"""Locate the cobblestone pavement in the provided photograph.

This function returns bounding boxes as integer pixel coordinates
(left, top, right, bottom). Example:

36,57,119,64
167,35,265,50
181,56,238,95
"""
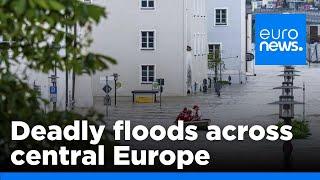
89,65,320,169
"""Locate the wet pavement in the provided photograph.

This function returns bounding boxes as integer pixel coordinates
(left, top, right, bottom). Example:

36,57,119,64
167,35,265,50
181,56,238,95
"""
90,65,320,170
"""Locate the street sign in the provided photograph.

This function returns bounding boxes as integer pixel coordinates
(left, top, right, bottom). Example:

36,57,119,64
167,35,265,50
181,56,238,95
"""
49,86,57,103
50,86,57,94
103,85,112,93
100,76,115,82
116,82,122,89
104,95,111,106
246,53,254,62
50,94,57,103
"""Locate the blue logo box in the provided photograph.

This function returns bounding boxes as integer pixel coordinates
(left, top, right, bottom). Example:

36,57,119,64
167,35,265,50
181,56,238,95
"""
255,14,306,65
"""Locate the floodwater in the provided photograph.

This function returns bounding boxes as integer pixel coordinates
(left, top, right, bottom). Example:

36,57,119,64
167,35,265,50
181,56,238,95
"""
92,65,320,170
94,64,320,127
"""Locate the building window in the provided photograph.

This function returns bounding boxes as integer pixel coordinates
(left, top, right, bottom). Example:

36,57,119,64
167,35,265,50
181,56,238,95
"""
309,26,320,43
141,31,155,50
208,44,221,59
141,0,155,10
215,9,227,26
141,65,155,83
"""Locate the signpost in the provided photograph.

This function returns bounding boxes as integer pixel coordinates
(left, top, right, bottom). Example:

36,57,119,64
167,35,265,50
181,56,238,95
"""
113,73,119,107
50,86,58,103
103,84,112,94
49,75,58,111
103,76,111,119
101,74,120,119
104,95,111,106
33,81,41,96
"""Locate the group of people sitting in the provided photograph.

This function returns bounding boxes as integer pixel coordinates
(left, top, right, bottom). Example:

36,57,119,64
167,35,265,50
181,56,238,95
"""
176,105,202,122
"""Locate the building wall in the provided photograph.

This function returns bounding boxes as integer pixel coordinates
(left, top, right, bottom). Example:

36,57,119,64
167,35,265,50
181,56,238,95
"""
207,0,247,84
246,13,255,75
8,0,209,111
185,0,209,93
90,0,208,96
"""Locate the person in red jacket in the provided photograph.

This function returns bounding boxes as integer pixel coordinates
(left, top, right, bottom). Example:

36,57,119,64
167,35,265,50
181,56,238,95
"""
176,107,188,121
184,109,193,122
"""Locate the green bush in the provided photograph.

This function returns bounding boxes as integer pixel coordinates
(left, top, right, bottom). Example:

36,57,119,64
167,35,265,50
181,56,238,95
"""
277,120,311,139
218,80,230,85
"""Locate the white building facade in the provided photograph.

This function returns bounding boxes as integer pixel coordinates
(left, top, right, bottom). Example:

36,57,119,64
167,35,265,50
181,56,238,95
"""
252,0,280,11
89,0,209,97
286,0,306,9
11,0,209,110
206,0,247,84
252,0,263,11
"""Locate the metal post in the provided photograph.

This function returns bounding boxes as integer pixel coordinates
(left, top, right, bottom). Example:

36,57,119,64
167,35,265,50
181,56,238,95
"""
160,86,162,109
54,71,57,111
308,45,311,67
53,80,57,111
49,75,58,111
239,56,241,84
71,23,77,110
113,73,119,107
219,63,222,81
114,78,117,107
316,43,319,63
65,23,69,111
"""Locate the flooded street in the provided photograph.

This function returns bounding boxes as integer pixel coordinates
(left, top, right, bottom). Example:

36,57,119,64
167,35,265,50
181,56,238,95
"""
91,65,320,170
94,65,320,128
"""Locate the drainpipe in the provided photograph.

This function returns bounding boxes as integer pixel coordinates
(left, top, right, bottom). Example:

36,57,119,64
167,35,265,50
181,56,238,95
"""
182,0,187,96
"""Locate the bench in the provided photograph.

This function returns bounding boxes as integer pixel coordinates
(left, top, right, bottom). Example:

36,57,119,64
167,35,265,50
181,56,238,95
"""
132,90,159,103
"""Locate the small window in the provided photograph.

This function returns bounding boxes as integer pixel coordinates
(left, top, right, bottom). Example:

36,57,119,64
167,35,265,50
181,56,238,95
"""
208,44,221,59
141,31,155,50
141,0,155,10
141,65,155,83
215,9,227,26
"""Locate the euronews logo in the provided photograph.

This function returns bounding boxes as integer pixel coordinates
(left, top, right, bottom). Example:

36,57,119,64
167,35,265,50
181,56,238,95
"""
259,28,304,52
255,14,306,65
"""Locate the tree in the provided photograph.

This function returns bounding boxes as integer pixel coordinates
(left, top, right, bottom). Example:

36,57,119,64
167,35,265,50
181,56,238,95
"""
208,48,223,82
0,0,116,167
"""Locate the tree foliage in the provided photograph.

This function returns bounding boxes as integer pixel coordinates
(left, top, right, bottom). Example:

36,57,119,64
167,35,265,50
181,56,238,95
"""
0,0,116,74
0,0,116,166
